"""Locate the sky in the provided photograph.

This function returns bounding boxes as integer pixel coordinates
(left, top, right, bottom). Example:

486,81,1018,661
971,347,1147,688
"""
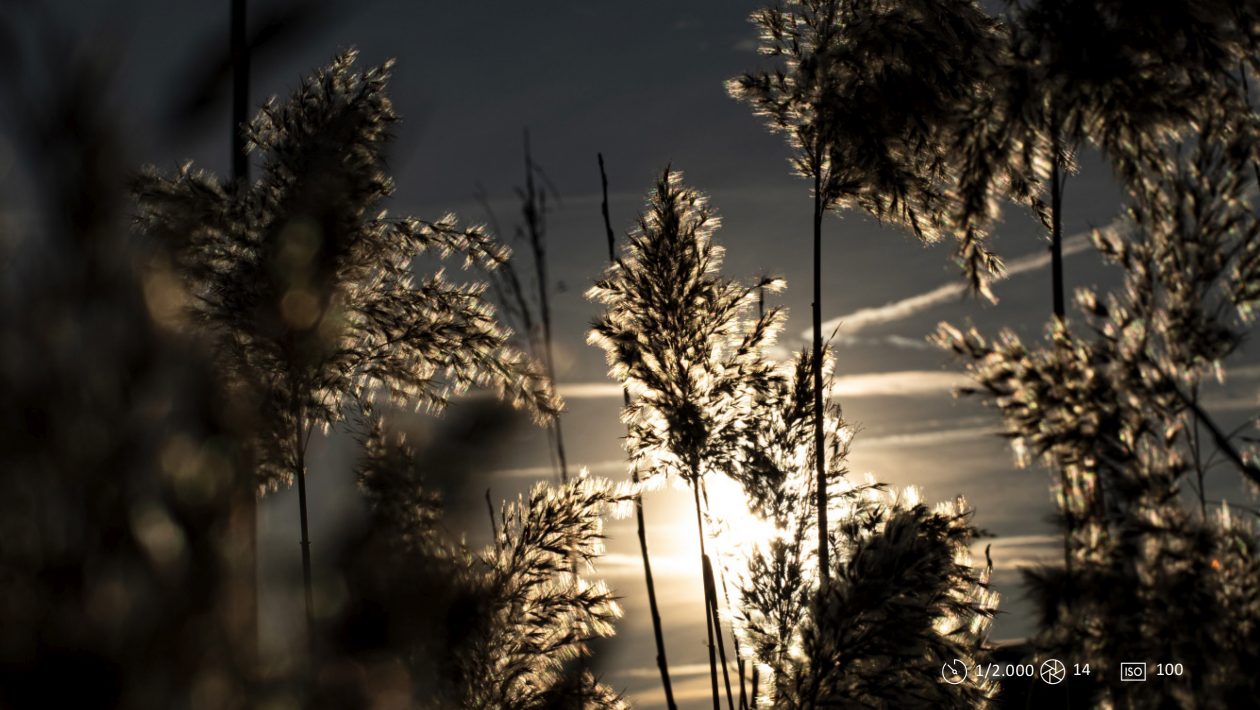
10,1,1260,707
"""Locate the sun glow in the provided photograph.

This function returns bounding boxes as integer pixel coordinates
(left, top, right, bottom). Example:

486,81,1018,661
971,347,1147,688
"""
658,474,786,591
698,475,788,606
706,475,783,550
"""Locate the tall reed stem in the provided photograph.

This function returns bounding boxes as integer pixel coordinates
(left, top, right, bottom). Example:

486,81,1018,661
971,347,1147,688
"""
523,132,568,482
598,153,677,709
810,147,829,586
291,391,314,651
704,555,736,710
229,0,258,670
693,480,721,710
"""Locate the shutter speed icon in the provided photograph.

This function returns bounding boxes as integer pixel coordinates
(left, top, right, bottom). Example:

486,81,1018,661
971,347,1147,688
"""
941,659,968,685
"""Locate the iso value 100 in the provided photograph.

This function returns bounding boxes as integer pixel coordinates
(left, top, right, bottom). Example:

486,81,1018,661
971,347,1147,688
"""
1120,662,1185,681
1156,663,1185,676
973,663,1036,679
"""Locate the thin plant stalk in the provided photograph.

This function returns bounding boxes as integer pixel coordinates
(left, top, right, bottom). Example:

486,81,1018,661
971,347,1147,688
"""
474,183,561,478
1188,384,1208,520
718,551,749,709
693,480,722,710
597,153,677,710
810,151,829,585
704,555,736,710
701,478,748,708
1050,122,1066,321
229,0,258,667
1177,388,1260,488
291,392,314,648
231,0,248,186
485,487,499,542
523,131,568,482
1049,122,1074,577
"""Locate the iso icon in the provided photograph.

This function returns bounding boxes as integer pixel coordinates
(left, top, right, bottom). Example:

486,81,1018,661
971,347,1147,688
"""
1120,662,1147,682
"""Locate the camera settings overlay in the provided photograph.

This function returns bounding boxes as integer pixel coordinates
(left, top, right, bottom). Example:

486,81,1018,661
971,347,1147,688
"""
942,659,1186,684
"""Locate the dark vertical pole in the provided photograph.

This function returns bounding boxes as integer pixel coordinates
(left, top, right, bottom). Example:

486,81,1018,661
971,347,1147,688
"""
229,0,258,674
1050,126,1065,321
231,0,249,187
599,153,677,710
1048,122,1073,578
811,148,829,585
293,399,315,651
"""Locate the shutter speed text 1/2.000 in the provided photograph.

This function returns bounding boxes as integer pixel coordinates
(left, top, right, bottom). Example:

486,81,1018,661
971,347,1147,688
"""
971,663,1089,680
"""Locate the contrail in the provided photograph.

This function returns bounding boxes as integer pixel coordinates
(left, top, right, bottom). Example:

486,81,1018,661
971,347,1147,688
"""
806,221,1120,340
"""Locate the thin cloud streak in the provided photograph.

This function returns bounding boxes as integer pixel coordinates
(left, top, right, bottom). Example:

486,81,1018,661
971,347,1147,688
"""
807,222,1119,340
1203,395,1260,412
649,671,746,704
976,534,1060,571
495,422,1001,479
859,424,1002,450
621,663,718,680
597,552,698,578
557,369,967,401
833,333,935,350
555,382,625,399
494,459,627,479
831,370,967,398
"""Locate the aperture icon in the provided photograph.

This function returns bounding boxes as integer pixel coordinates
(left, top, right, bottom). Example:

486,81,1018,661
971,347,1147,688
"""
1039,659,1065,685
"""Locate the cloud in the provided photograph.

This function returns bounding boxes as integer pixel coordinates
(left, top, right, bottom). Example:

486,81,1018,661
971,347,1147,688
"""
859,424,1002,450
974,534,1060,571
831,370,967,398
646,670,746,704
806,222,1119,340
558,368,967,402
595,552,697,578
494,459,627,479
1226,363,1260,380
556,382,625,399
1203,394,1260,412
494,420,1002,481
833,333,936,350
622,663,717,680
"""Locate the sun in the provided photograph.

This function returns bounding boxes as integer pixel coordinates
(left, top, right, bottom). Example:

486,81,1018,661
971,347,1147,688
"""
699,475,785,572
